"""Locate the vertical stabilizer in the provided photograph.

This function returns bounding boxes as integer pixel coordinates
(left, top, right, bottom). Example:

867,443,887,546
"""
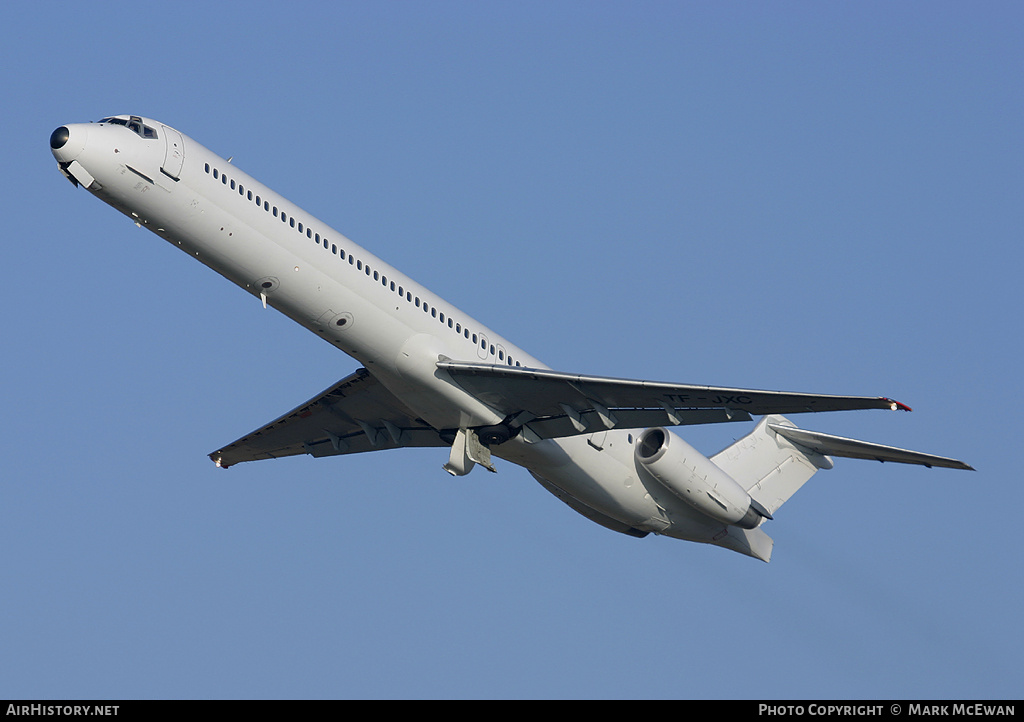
710,415,833,516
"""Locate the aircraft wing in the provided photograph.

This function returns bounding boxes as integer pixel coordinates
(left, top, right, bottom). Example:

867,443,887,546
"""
209,368,447,468
438,361,910,441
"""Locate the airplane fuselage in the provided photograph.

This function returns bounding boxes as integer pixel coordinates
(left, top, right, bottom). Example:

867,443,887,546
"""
51,117,742,550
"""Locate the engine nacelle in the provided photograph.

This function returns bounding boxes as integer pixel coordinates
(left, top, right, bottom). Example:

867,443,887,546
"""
635,427,770,529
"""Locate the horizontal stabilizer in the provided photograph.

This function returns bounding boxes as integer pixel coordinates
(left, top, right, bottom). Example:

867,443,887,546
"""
768,423,974,470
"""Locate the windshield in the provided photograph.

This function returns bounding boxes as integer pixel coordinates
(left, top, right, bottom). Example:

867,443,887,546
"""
97,115,158,139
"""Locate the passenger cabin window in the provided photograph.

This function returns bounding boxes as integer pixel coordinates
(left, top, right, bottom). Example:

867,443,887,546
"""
197,147,517,368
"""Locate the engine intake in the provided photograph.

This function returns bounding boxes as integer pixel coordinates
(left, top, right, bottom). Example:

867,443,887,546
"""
635,427,770,529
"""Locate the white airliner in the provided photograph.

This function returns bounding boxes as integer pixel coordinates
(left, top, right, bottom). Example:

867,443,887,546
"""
50,115,972,561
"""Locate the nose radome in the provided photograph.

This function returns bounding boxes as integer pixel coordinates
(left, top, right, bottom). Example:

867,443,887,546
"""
50,123,89,164
50,126,70,150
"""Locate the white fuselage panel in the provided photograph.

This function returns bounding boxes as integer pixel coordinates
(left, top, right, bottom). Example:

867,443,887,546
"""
52,117,735,546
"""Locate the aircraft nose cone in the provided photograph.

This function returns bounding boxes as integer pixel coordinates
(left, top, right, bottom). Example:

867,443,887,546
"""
50,122,88,163
50,126,70,150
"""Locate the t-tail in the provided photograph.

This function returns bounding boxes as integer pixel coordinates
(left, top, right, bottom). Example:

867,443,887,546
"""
637,415,973,562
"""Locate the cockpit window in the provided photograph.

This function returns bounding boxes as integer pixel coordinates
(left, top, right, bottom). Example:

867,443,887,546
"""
97,116,158,139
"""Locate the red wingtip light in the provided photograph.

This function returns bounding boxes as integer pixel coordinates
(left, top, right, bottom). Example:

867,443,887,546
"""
885,398,913,412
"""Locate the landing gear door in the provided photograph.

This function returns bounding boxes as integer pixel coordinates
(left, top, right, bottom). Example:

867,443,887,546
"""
161,125,185,180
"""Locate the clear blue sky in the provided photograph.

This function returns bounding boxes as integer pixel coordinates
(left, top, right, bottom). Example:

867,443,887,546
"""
3,1,1020,699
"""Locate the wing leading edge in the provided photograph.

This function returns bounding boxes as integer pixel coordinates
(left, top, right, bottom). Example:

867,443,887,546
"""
437,361,909,442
